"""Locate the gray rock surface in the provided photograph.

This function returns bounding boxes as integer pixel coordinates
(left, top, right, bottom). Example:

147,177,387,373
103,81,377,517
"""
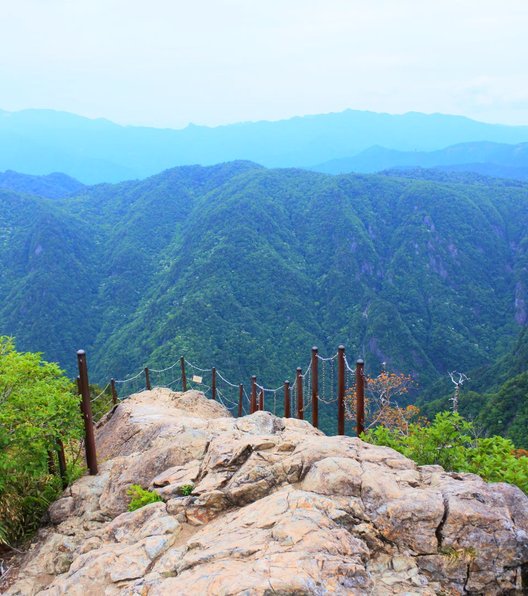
5,387,528,595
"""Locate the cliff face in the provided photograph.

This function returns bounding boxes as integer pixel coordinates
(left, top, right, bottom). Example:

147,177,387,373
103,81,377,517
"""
6,388,528,595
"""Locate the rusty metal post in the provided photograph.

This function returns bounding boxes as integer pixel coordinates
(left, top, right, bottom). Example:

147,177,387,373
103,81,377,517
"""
77,350,98,475
259,389,264,411
284,381,291,418
337,345,345,435
296,367,303,420
180,356,187,391
356,359,365,437
238,384,243,417
250,376,257,413
144,367,151,391
56,438,68,489
311,346,319,428
211,367,217,400
110,378,118,405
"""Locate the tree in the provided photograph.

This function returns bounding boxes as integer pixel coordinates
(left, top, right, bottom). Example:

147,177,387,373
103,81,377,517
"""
346,369,419,434
448,371,469,413
0,337,82,546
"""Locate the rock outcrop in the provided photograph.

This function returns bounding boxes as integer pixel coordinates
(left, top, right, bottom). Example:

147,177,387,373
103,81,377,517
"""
5,388,528,595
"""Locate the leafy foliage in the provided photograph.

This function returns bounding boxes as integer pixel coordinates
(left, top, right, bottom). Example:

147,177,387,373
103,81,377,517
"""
179,484,194,496
346,370,417,432
0,164,527,441
127,484,162,511
364,412,528,494
421,329,528,447
0,337,83,545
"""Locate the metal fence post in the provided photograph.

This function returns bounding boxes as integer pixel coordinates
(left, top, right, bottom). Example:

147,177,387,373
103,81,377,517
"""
296,367,303,420
337,345,345,435
144,367,151,391
77,350,98,475
111,378,118,405
180,356,187,391
211,367,217,400
238,384,243,417
311,346,319,428
251,376,257,413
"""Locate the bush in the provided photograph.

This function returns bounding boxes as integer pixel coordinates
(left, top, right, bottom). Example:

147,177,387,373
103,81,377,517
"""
364,411,528,494
0,337,83,546
127,484,162,511
179,484,194,496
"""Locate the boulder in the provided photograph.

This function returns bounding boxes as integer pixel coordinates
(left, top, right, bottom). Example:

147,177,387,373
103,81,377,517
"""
4,387,527,595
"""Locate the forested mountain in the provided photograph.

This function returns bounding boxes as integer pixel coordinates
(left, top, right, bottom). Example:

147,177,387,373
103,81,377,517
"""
312,141,528,180
2,108,528,183
1,163,527,407
421,328,528,447
0,170,84,199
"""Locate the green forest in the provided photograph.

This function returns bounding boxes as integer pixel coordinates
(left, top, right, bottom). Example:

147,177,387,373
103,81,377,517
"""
0,163,527,446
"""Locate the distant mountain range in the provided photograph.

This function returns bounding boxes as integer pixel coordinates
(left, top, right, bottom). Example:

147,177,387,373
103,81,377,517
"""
0,170,85,199
2,108,528,183
312,141,528,180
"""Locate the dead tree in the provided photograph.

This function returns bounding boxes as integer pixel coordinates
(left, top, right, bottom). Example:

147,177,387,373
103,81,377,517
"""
448,371,469,413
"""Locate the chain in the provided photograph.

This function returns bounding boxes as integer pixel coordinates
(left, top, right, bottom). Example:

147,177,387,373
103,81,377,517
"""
115,369,144,384
98,349,357,422
316,352,338,362
91,383,110,402
322,359,326,402
303,367,312,410
216,387,239,409
217,370,239,388
165,376,181,390
243,387,250,415
149,360,179,374
330,357,335,402
184,359,210,373
344,355,355,374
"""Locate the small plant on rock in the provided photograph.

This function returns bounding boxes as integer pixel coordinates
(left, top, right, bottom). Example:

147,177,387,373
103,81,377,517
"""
179,484,194,496
127,484,162,511
440,546,477,566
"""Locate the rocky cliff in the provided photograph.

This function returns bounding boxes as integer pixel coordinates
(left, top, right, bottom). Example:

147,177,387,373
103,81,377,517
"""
5,388,528,595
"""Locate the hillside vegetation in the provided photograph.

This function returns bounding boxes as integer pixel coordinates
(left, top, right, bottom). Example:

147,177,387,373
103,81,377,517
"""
421,328,528,447
0,164,526,407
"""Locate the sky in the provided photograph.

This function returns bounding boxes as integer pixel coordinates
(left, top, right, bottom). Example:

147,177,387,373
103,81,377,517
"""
1,0,528,129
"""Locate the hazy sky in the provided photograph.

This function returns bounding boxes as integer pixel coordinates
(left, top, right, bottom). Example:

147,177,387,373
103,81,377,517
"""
1,0,528,128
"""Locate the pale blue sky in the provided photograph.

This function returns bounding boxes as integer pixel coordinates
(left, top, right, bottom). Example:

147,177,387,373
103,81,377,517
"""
1,0,527,128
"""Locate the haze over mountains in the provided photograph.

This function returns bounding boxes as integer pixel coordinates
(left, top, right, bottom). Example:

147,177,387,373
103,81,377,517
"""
2,108,528,183
312,142,528,181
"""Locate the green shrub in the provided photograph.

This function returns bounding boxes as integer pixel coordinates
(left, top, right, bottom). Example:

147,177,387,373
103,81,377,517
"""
179,484,194,496
364,411,528,494
127,484,162,511
0,337,83,546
